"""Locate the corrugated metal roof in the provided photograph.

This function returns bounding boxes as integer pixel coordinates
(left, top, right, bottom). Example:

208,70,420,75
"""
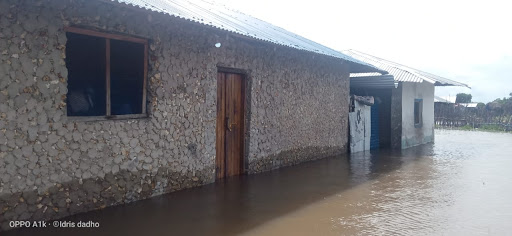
434,95,453,103
351,75,396,89
344,50,469,87
105,0,386,74
457,103,478,108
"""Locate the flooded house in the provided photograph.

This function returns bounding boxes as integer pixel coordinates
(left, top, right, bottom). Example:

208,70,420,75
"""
0,0,386,230
344,50,469,150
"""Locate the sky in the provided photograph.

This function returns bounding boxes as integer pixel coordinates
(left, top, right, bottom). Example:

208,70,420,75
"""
214,0,512,103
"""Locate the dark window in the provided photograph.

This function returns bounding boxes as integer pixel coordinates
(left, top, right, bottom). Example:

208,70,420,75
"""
111,40,145,115
414,99,423,127
65,29,147,118
66,33,106,116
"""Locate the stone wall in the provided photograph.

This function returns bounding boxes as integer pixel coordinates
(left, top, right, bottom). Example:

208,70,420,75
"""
0,0,350,230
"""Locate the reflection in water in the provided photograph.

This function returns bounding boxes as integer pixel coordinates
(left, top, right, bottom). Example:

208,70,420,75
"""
243,130,512,236
7,130,512,236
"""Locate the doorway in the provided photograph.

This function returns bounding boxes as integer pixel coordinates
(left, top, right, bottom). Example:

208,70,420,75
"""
216,71,245,179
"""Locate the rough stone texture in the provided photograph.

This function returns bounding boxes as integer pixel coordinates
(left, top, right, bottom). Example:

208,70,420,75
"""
247,147,343,173
0,0,350,231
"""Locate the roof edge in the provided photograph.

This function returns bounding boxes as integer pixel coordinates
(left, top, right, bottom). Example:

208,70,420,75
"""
102,0,385,73
344,49,470,88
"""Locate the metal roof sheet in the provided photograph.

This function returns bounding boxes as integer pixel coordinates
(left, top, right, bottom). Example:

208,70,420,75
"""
106,0,386,74
434,95,453,103
344,50,469,87
350,75,396,89
457,103,478,108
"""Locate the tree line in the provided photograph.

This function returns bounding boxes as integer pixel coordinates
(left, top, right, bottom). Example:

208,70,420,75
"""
436,92,512,130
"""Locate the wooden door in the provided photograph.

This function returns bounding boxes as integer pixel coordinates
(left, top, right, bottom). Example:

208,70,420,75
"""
216,72,245,179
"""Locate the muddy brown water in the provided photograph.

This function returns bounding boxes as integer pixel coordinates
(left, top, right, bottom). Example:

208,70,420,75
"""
6,130,512,236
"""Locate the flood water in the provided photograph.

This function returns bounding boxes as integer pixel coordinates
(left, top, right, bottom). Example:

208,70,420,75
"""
6,130,512,236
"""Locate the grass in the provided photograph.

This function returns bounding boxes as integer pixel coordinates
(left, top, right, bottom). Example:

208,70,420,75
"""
480,124,507,132
436,124,512,133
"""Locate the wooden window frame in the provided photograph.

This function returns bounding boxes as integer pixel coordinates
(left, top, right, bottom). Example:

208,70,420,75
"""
414,99,423,128
64,27,148,122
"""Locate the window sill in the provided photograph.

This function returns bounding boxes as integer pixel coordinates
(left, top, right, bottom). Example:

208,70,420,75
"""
66,113,149,122
415,123,423,128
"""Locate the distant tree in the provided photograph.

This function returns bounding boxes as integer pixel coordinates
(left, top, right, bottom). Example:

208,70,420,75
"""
487,100,502,110
439,93,512,127
455,93,472,103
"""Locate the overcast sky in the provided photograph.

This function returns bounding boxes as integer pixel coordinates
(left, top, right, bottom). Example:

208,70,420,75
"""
215,0,511,103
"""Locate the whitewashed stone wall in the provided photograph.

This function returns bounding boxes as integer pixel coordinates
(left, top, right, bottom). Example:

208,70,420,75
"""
0,0,350,230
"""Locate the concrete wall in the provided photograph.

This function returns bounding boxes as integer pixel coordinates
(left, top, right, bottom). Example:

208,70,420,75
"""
390,84,403,149
348,100,371,153
0,0,350,230
400,82,435,148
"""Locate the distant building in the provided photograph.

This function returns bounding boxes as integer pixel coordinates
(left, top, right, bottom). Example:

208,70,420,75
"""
457,103,479,108
434,97,478,127
344,50,469,150
434,95,455,104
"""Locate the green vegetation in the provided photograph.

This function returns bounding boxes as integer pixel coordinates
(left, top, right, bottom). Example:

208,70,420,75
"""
480,124,508,132
441,93,512,124
459,125,473,131
437,124,511,133
456,93,472,103
436,93,512,133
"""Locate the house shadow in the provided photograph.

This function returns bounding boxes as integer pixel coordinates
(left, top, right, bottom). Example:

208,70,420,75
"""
5,144,435,236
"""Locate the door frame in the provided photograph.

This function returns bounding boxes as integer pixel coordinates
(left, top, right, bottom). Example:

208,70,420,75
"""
216,67,249,180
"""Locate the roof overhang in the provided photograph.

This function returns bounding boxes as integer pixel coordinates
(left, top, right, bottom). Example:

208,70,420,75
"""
350,74,395,89
347,61,388,74
434,81,470,88
343,50,470,88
